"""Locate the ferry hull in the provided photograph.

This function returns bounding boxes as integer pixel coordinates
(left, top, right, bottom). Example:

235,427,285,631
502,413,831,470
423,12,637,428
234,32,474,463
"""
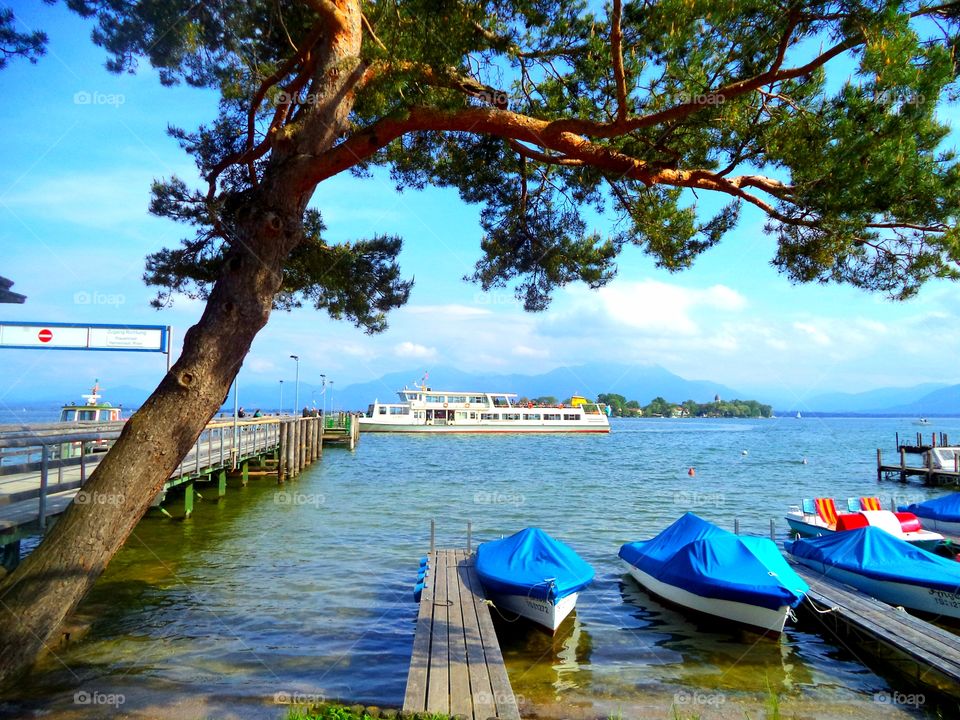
623,562,791,636
358,421,609,434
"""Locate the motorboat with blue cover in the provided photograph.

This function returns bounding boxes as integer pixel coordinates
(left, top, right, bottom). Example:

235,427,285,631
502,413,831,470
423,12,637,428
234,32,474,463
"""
903,493,960,539
787,527,960,620
475,527,594,632
619,513,808,635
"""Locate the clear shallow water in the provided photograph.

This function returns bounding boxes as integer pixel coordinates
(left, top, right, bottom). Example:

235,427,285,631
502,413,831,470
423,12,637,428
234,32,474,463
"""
2,416,957,719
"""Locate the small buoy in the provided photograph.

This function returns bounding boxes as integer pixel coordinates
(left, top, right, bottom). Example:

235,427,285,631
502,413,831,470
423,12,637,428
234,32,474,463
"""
802,457,808,465
688,467,695,476
741,450,748,456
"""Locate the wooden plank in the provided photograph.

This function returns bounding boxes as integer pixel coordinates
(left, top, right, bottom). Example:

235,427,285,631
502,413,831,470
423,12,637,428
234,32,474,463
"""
465,552,521,720
426,550,451,715
403,550,436,713
460,552,495,720
796,566,960,683
448,551,472,718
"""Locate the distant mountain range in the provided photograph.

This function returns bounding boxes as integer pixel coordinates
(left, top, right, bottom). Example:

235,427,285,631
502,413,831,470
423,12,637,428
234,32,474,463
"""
6,365,958,415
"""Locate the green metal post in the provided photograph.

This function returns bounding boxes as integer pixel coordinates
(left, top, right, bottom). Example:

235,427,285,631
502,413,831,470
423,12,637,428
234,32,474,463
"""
184,482,194,517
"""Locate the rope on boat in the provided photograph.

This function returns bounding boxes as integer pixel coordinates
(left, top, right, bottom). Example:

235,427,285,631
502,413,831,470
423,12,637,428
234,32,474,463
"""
803,593,840,614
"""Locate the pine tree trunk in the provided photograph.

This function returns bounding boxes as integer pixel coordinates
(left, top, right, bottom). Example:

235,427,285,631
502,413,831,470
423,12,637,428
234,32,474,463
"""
0,0,362,684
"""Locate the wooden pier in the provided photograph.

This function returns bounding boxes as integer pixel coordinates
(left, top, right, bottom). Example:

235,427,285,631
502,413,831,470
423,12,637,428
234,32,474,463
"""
793,564,960,698
876,446,960,487
0,413,351,571
404,548,521,720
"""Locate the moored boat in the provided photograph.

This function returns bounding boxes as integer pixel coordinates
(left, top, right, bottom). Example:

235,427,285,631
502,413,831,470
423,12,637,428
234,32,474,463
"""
903,493,960,539
785,497,943,550
360,384,610,433
619,513,808,635
475,527,594,632
787,527,960,621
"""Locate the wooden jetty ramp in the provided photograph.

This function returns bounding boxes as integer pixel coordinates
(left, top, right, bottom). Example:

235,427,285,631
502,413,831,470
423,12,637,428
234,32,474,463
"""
793,564,960,697
404,548,521,720
0,414,345,570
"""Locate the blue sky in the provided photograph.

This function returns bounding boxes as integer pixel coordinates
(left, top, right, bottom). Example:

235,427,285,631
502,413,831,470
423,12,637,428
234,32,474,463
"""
1,1,958,407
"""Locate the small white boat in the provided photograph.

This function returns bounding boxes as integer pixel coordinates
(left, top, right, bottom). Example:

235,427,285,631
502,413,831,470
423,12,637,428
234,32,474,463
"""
619,513,808,636
476,528,594,632
785,497,943,551
787,527,960,621
360,383,610,434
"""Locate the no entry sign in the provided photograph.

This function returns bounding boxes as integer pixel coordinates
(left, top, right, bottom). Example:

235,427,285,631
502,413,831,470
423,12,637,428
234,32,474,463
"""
37,328,52,343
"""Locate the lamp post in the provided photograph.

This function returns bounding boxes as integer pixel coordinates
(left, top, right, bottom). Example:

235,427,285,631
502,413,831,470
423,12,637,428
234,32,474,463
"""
290,355,300,415
320,374,326,418
329,380,334,413
279,380,284,416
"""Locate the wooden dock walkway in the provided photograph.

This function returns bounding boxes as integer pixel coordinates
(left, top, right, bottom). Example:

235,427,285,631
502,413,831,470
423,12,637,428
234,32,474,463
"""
404,549,521,720
0,413,353,569
793,564,960,697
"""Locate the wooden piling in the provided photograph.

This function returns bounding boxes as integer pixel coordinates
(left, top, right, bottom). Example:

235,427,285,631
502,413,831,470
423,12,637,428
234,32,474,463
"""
278,420,287,483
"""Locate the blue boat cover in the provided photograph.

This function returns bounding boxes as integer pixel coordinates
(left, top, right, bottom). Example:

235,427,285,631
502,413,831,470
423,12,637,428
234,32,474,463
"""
904,493,960,523
618,513,808,610
476,528,594,602
787,526,960,593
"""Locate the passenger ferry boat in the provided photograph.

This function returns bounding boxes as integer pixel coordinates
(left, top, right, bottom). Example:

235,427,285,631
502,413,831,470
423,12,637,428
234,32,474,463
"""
360,387,610,433
59,380,123,423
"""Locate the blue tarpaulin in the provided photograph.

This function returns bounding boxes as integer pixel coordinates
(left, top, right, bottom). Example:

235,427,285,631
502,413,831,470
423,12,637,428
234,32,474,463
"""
787,526,960,593
904,493,960,523
476,528,594,602
619,513,808,610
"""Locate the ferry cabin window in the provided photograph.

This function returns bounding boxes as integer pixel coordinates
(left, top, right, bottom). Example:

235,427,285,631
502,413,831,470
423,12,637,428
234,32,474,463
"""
78,410,97,421
544,414,561,420
447,395,467,404
378,406,388,414
470,395,486,405
502,413,521,421
523,413,541,420
61,409,77,422
426,394,444,404
389,406,409,415
563,413,579,420
469,412,477,419
480,413,499,420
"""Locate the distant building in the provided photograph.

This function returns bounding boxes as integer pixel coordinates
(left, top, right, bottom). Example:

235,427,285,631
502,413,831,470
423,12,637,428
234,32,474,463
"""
714,393,721,403
0,276,25,304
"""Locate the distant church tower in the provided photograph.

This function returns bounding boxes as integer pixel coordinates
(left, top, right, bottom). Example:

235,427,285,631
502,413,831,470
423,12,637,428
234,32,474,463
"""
714,393,721,403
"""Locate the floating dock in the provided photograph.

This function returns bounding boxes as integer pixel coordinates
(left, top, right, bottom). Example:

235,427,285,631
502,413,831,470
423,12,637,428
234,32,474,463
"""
793,564,960,698
404,548,520,720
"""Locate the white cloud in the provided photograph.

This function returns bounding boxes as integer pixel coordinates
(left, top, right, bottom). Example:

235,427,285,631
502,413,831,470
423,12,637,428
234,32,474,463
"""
792,321,831,346
403,304,492,317
513,345,549,358
394,341,437,359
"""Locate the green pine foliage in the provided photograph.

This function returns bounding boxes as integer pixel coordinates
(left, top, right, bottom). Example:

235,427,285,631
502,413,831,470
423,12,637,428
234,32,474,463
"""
49,1,960,315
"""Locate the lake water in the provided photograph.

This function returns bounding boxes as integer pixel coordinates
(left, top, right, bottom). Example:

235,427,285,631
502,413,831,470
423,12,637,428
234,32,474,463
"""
2,416,957,719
